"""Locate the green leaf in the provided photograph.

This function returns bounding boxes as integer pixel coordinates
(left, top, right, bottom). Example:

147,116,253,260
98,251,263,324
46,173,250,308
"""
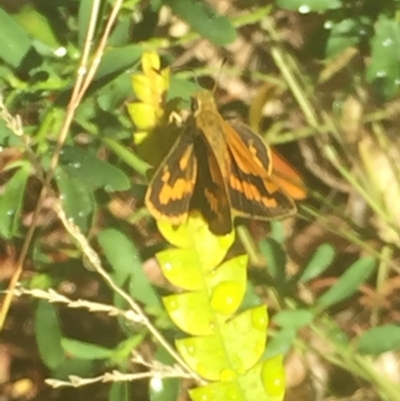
95,44,143,83
97,228,162,309
0,8,32,67
163,0,237,45
59,146,130,191
150,378,179,401
35,301,65,369
0,164,29,239
317,257,375,309
0,119,17,145
276,0,342,12
177,306,268,381
14,5,60,49
269,221,285,244
366,15,400,98
272,309,314,330
78,0,97,47
190,357,285,401
356,325,400,355
150,348,179,401
52,358,96,380
299,243,335,283
259,238,286,283
97,228,141,285
62,338,113,360
109,383,130,401
326,18,368,58
56,167,95,233
263,328,296,359
168,75,198,102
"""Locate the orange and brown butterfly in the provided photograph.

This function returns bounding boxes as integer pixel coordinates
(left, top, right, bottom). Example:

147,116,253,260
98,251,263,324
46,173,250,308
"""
145,89,306,235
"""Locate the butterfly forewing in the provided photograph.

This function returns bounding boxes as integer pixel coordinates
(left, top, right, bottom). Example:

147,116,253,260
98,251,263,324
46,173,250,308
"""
145,129,197,225
223,120,297,220
227,119,273,176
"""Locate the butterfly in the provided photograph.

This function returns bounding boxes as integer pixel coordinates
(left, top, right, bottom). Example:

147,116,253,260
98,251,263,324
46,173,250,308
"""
145,89,305,235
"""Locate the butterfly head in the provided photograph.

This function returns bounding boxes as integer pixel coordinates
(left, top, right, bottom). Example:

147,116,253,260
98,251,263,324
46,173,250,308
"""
191,90,217,116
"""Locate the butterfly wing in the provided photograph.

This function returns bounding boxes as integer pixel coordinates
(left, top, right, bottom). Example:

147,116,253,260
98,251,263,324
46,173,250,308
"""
191,133,233,235
224,120,297,220
270,150,306,200
145,128,197,225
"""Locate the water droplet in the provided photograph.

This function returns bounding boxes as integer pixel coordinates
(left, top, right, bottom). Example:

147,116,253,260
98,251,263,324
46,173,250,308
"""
54,47,67,57
163,262,172,271
324,20,334,30
194,386,213,401
261,358,285,396
251,307,268,331
382,38,393,47
164,298,178,311
185,344,195,355
219,368,235,382
298,5,311,14
239,257,247,267
195,363,208,377
210,281,241,316
71,162,81,169
150,376,163,392
376,70,387,78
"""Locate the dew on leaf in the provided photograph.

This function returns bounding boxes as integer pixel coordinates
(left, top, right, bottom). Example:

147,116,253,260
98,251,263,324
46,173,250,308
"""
210,281,241,316
219,368,235,382
193,386,213,401
196,362,208,378
185,344,195,355
163,261,172,271
298,5,311,14
54,47,67,57
149,375,163,392
261,358,285,396
251,307,268,331
164,298,178,311
382,38,393,47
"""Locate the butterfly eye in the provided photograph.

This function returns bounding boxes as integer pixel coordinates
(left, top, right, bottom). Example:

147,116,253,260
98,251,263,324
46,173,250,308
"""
191,97,200,112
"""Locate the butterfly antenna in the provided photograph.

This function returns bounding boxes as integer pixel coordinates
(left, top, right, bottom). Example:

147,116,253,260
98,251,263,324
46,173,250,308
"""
212,58,227,94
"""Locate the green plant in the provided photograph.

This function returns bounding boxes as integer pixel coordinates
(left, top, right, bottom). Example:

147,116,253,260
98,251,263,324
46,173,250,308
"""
2,1,400,401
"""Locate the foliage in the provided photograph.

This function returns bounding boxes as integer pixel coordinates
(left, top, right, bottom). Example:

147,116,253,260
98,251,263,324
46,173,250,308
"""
1,1,400,401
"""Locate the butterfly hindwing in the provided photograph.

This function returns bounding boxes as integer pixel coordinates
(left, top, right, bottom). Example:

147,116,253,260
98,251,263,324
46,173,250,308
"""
191,134,233,235
145,128,197,225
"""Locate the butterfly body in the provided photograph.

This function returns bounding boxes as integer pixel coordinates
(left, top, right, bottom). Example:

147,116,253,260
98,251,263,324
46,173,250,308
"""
145,89,304,235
